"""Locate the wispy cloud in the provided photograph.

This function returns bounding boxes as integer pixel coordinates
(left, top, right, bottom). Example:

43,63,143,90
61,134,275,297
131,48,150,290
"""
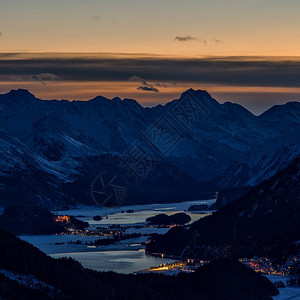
129,75,160,92
91,16,118,23
137,86,159,92
11,73,61,85
37,73,61,81
129,75,176,92
201,37,225,44
175,35,198,42
110,18,118,23
30,75,46,84
175,35,224,44
91,15,101,21
128,75,148,86
0,32,2,38
30,73,61,84
154,82,167,87
209,38,224,43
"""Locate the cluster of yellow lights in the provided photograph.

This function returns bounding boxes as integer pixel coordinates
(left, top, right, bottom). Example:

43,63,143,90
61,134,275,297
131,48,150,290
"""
55,215,70,223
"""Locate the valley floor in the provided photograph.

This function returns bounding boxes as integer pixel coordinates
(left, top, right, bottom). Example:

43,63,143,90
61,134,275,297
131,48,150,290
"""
18,199,299,299
20,199,214,273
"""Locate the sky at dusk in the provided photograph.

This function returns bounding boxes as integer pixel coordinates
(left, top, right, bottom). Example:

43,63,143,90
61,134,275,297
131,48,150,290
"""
1,0,300,114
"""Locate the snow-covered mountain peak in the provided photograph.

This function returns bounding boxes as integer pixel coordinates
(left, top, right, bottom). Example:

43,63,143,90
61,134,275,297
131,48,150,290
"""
0,88,299,208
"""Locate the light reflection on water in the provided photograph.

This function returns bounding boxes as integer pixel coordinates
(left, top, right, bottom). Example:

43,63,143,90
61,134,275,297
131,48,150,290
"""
22,199,215,273
56,199,215,226
51,249,175,274
92,210,209,225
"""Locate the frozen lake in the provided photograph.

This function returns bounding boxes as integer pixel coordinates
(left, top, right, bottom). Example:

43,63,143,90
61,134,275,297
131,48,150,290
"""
21,199,215,274
51,249,175,274
54,199,215,226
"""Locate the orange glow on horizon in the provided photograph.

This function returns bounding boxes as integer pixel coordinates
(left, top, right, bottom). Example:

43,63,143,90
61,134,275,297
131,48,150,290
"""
1,80,300,102
1,79,300,116
1,53,300,114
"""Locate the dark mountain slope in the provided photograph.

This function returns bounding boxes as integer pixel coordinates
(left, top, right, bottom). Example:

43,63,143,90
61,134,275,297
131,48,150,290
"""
0,88,300,208
0,229,277,299
146,155,300,259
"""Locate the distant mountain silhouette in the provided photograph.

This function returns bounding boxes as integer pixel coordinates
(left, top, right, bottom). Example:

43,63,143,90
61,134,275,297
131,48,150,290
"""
0,89,299,208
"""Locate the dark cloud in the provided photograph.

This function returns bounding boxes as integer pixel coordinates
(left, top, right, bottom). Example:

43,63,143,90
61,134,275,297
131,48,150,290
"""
175,35,197,42
154,82,167,87
129,76,172,88
137,86,159,92
91,16,118,23
169,80,177,86
209,38,224,43
200,38,224,44
11,73,61,85
37,73,61,81
30,75,45,85
0,32,2,37
0,54,300,88
128,75,148,86
129,75,162,92
92,16,101,21
174,35,224,44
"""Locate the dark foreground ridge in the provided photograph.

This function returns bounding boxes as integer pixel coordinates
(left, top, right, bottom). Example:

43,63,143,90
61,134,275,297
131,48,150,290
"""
147,155,300,259
0,204,88,235
0,228,277,300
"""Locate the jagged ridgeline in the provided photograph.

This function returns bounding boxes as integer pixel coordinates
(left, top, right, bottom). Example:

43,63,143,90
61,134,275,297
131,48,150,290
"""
0,89,299,208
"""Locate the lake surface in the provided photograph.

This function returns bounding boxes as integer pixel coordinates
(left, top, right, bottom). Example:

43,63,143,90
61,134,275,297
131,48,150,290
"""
21,199,215,273
51,249,175,274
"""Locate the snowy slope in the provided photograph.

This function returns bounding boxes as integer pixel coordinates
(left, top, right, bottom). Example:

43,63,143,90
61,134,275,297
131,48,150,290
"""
0,88,299,208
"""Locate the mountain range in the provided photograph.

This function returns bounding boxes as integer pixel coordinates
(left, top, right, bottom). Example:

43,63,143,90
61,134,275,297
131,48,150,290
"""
0,88,300,208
